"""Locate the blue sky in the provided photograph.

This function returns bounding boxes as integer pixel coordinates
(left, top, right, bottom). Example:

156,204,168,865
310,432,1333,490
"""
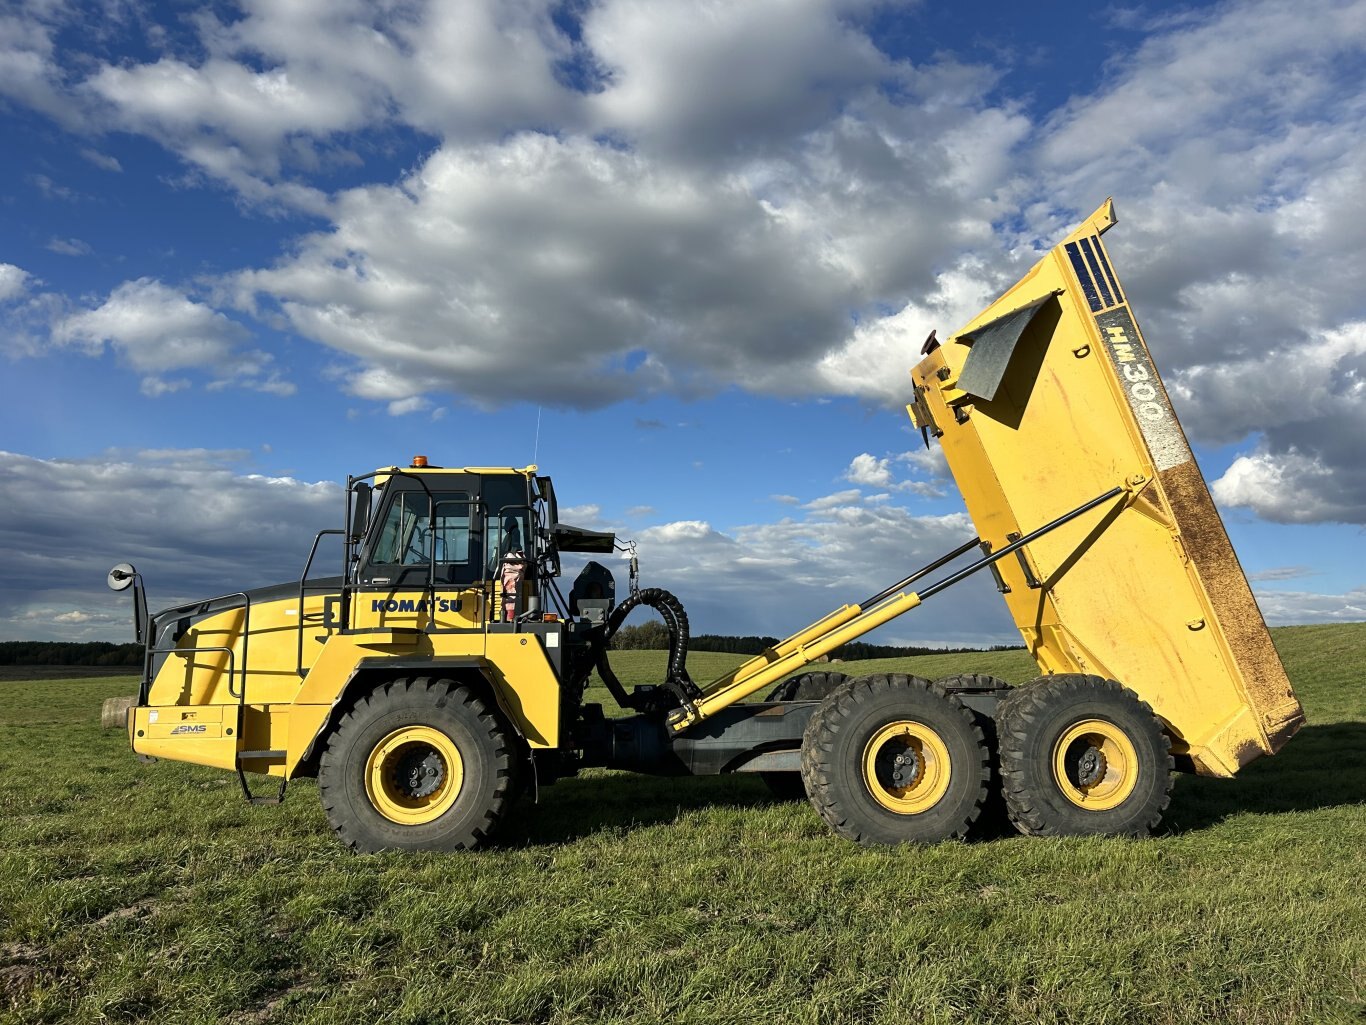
1,0,1363,645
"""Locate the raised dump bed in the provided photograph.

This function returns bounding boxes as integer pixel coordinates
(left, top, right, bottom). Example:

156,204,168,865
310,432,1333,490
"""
907,199,1304,778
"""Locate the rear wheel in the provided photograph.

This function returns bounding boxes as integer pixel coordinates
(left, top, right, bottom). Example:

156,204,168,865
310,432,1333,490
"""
997,675,1172,837
801,674,989,845
761,671,851,799
765,670,850,703
318,677,515,852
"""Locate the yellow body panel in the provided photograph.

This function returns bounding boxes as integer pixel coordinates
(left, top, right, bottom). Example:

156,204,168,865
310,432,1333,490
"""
132,574,562,777
908,200,1303,775
130,704,237,770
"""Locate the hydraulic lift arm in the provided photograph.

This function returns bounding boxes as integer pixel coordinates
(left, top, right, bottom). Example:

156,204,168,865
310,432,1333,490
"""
666,485,1126,732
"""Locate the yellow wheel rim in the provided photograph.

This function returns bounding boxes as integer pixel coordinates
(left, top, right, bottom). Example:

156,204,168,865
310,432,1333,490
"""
861,720,952,815
365,725,464,825
1051,719,1139,811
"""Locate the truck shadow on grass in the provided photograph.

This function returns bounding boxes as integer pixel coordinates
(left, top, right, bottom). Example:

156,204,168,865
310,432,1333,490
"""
1164,722,1366,833
495,722,1366,846
495,772,784,847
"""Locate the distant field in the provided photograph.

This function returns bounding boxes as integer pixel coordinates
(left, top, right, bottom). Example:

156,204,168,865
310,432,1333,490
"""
1,623,1363,1024
0,665,139,682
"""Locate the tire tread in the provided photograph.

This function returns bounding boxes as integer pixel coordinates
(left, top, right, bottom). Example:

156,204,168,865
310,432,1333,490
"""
800,674,989,846
317,675,514,853
997,674,1172,837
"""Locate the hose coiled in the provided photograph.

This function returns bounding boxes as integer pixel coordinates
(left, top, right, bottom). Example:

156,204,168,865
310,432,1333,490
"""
596,586,700,705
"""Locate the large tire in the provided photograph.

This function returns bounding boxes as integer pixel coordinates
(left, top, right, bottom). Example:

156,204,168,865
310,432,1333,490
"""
318,677,515,852
761,671,852,799
997,675,1173,837
934,673,1015,838
765,671,850,703
801,674,989,846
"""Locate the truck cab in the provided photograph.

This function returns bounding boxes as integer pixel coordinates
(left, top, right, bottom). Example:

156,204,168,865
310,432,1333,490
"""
120,462,613,806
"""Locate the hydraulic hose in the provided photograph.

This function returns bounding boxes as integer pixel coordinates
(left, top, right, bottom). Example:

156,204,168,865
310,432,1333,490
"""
593,587,700,709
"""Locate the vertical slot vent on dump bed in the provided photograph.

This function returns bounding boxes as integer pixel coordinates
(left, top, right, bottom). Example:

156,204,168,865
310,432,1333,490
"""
1065,235,1124,312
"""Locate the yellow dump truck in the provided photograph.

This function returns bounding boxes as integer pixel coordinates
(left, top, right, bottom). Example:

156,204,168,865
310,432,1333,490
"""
108,201,1302,850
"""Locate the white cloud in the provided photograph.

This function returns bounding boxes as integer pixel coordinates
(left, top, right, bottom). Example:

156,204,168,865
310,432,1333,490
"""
559,504,603,525
0,263,30,303
46,236,91,256
1253,586,1366,626
803,489,863,512
139,376,191,398
1247,566,1317,583
639,519,716,543
0,448,340,641
616,493,1018,648
80,147,121,171
54,278,243,369
1193,321,1366,523
87,58,369,164
1021,0,1366,526
233,131,880,407
386,396,429,416
1212,448,1360,524
51,278,293,396
28,172,81,201
582,0,887,158
0,7,85,128
844,453,893,488
12,2,1025,410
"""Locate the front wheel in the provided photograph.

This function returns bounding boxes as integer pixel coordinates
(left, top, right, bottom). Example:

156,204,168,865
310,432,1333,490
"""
997,675,1173,837
318,677,515,852
800,674,989,845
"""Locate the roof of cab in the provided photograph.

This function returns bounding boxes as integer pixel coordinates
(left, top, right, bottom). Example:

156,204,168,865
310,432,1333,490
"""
369,464,540,488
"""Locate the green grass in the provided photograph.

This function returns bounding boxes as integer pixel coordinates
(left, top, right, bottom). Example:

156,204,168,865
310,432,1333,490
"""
2,624,1364,1024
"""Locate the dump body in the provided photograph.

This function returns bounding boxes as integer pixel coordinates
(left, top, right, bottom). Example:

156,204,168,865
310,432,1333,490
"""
908,200,1303,776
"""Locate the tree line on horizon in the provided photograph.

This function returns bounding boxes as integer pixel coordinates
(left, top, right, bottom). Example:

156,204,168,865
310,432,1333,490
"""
0,641,144,666
609,621,1021,658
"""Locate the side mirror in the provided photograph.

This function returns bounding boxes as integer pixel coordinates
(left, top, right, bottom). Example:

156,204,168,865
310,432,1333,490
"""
349,483,372,539
107,563,147,645
107,563,136,592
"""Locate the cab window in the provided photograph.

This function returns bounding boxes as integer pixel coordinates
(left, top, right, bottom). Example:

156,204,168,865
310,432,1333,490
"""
370,492,472,567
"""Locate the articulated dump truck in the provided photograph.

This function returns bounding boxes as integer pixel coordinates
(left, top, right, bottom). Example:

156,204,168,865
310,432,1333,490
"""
108,201,1303,850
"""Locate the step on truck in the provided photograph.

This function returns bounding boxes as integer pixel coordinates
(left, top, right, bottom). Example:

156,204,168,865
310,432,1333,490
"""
107,201,1304,850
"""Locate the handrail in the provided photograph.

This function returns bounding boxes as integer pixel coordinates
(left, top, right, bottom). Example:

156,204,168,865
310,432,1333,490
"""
141,591,251,704
297,529,345,677
145,645,237,696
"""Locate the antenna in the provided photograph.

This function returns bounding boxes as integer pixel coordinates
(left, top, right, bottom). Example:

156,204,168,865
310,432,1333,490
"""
532,405,543,464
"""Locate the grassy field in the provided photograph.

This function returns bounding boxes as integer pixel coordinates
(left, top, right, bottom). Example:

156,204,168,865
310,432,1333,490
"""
1,623,1364,1024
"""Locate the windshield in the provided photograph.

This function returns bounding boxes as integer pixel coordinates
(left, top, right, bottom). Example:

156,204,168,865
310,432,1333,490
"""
370,491,472,566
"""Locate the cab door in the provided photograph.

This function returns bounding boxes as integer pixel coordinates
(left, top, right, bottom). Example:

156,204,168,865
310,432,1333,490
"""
351,475,487,633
